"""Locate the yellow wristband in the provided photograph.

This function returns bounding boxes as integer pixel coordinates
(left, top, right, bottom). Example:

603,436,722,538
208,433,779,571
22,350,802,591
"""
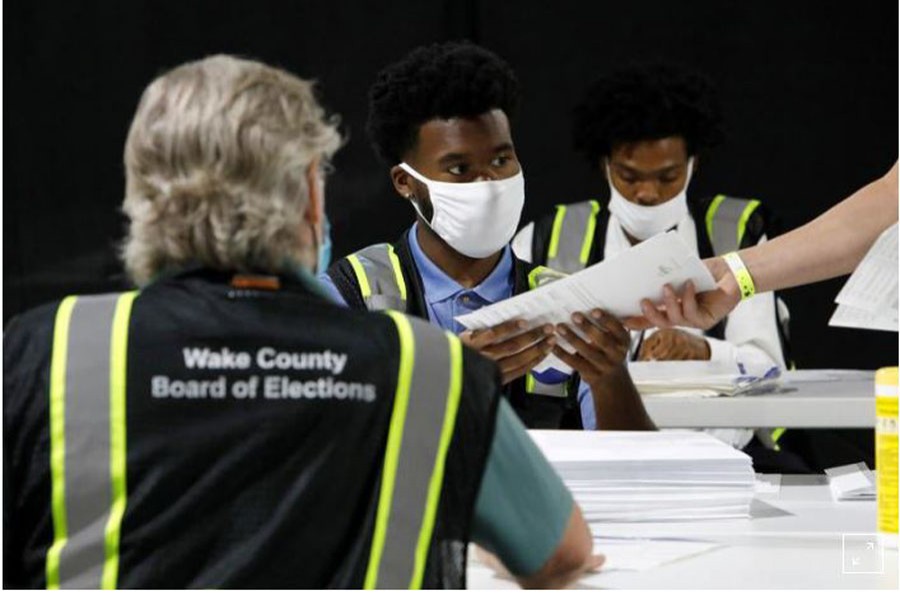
722,252,756,300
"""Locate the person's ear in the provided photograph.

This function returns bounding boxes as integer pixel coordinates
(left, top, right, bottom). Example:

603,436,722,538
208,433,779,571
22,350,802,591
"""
390,165,417,200
305,158,324,234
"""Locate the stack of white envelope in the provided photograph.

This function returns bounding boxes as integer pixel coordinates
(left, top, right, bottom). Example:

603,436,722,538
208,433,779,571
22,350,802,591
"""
529,430,755,522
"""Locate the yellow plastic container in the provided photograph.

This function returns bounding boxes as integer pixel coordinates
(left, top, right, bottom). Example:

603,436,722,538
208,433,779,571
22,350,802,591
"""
876,367,898,548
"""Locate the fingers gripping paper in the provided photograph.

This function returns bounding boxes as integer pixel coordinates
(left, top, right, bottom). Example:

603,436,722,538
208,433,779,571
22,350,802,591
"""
455,232,717,331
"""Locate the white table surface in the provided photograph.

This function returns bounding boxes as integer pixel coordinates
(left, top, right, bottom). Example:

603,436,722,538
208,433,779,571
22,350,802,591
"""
643,370,877,428
468,474,898,589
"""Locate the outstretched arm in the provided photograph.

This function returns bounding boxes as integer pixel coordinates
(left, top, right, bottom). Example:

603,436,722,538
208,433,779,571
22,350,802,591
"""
629,162,898,330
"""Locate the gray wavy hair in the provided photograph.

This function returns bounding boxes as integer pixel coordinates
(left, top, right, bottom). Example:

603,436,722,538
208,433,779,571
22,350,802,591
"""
121,54,342,285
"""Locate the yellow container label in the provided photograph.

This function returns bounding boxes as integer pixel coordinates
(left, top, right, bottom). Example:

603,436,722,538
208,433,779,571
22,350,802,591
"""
876,367,898,537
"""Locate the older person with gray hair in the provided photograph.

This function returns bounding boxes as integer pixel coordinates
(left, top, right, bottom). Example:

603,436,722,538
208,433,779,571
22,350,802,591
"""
4,55,598,589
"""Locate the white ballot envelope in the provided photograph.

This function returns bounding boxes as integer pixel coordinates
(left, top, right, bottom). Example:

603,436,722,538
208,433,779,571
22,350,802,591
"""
455,232,717,372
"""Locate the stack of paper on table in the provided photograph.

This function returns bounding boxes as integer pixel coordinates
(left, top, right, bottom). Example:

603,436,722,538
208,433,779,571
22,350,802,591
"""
626,360,782,397
825,462,877,501
829,223,898,332
529,430,755,522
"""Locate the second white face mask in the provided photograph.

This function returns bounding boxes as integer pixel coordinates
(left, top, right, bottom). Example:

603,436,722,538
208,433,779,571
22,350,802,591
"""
607,158,694,241
398,162,525,258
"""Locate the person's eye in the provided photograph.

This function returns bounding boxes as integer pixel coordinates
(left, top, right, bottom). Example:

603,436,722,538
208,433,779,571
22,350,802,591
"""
491,155,511,168
448,164,467,176
619,175,637,184
659,175,678,184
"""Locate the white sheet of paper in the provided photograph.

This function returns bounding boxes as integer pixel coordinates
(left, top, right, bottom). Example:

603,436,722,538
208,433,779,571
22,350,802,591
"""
829,223,898,331
585,537,721,573
829,303,898,332
454,232,716,331
834,223,898,312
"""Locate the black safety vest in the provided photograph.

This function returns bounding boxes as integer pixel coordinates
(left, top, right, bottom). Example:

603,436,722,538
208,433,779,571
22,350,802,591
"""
327,230,584,430
3,268,501,589
529,195,793,363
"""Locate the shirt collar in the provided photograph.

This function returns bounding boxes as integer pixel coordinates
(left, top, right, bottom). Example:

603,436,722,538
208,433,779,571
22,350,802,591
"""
407,223,515,304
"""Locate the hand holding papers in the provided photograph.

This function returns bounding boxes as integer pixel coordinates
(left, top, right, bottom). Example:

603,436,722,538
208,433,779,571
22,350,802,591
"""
456,232,716,332
459,320,556,384
456,233,716,378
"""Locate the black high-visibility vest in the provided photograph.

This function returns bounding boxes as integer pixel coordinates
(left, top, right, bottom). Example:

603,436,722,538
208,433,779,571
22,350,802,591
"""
3,268,501,589
528,195,793,364
327,229,584,430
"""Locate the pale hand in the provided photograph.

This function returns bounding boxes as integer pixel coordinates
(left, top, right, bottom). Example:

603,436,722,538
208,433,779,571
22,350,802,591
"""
623,256,742,331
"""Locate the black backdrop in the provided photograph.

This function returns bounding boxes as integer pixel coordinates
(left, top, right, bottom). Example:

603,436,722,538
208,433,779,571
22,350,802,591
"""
4,0,898,369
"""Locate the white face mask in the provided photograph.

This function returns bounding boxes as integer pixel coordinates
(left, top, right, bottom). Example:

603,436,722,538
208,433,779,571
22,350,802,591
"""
607,158,694,241
398,162,525,258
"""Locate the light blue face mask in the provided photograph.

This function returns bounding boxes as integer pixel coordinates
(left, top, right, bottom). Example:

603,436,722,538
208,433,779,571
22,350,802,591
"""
317,214,333,275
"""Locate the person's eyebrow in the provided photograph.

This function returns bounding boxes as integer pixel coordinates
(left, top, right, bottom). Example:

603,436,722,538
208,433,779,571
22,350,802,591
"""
493,143,514,153
612,161,685,176
437,151,470,165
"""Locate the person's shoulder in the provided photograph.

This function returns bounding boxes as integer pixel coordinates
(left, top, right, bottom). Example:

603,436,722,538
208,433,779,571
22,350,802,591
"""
692,194,775,231
4,298,65,347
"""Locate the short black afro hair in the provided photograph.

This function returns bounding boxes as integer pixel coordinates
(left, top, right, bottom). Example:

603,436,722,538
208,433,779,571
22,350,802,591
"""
366,41,520,164
573,62,724,166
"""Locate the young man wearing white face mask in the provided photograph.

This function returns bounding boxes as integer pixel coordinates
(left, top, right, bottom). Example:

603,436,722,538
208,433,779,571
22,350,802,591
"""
513,64,804,468
320,41,654,433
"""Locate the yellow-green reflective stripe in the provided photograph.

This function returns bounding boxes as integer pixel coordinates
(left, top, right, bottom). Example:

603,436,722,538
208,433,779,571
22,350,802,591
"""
387,246,408,302
101,291,137,590
578,200,601,265
364,311,415,589
527,266,548,290
771,427,786,443
547,205,567,259
409,334,463,589
736,200,761,247
347,254,372,298
46,295,78,590
705,194,727,243
525,373,536,393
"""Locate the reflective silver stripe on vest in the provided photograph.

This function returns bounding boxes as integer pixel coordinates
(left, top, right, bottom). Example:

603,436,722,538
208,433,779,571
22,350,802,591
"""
547,201,597,274
527,374,569,398
52,294,120,588
369,314,463,589
708,196,755,255
353,244,407,311
524,267,570,398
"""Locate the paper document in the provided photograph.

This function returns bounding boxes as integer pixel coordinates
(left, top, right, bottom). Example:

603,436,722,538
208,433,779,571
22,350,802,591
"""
829,303,898,332
455,232,715,331
825,462,876,501
585,537,720,573
627,361,782,397
829,223,898,332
